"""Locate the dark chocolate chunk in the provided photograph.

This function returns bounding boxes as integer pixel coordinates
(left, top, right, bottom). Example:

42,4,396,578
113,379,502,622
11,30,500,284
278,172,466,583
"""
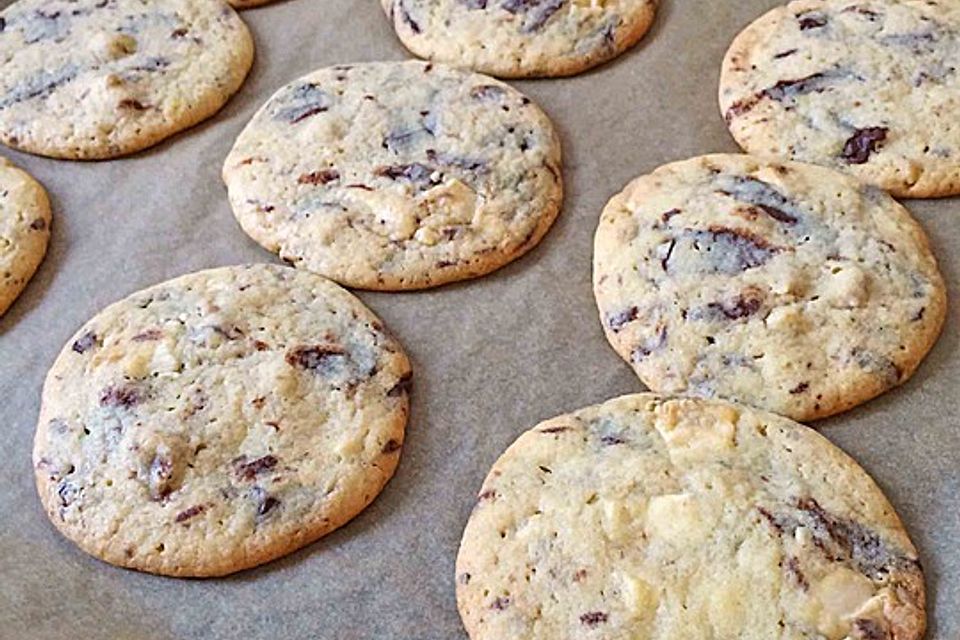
539,426,570,434
600,17,617,48
471,85,506,101
298,169,340,185
29,217,47,231
717,175,800,224
726,69,846,122
842,127,888,164
426,149,488,173
0,65,79,111
580,612,608,626
501,0,564,32
851,348,902,386
790,382,810,395
490,597,510,610
57,480,80,507
522,0,564,32
286,344,347,373
797,12,827,30
118,98,148,111
660,238,677,272
606,306,638,332
99,385,142,409
796,497,919,579
72,331,99,354
234,455,278,481
843,6,881,21
661,208,681,223
631,326,668,362
704,289,764,321
252,486,280,520
397,0,421,33
274,83,331,124
375,162,439,188
685,226,778,274
175,505,205,523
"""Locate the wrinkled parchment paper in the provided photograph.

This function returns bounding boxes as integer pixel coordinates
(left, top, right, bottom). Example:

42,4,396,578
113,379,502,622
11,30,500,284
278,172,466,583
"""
1,0,957,637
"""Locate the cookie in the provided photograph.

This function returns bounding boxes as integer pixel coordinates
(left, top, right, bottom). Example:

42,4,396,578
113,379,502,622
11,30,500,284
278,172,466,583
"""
382,0,658,78
457,393,926,640
0,156,51,317
223,61,563,290
33,264,412,577
720,0,960,198
593,154,945,422
0,0,254,160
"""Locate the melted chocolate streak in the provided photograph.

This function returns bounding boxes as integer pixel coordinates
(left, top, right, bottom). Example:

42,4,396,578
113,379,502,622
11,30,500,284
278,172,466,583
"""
726,68,850,122
0,65,79,111
761,497,921,580
716,175,801,224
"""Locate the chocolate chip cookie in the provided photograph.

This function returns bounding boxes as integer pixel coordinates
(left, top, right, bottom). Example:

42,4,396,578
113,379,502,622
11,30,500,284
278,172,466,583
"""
223,61,563,290
33,264,412,577
382,0,658,78
720,0,960,197
0,156,51,317
0,0,254,159
593,154,945,421
457,394,925,639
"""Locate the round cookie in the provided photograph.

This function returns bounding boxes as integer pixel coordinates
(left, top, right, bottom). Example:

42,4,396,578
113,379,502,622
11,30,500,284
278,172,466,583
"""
457,393,926,640
593,154,945,422
0,156,51,316
33,264,412,577
0,0,254,160
381,0,658,78
720,0,960,198
223,61,563,290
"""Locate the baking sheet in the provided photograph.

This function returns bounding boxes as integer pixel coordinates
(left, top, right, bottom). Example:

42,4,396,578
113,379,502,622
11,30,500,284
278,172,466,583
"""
0,0,957,637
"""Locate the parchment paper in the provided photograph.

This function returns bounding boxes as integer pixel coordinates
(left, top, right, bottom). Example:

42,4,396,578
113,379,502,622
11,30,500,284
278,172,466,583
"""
0,1,957,637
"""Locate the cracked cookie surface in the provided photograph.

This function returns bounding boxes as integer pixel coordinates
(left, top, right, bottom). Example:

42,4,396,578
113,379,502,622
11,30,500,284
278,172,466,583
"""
381,0,657,78
0,156,50,316
0,0,253,159
593,154,945,422
720,0,960,197
457,394,925,640
33,264,412,577
223,61,563,290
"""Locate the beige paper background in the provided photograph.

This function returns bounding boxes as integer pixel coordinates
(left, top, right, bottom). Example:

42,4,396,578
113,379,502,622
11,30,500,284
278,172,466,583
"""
0,0,957,637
